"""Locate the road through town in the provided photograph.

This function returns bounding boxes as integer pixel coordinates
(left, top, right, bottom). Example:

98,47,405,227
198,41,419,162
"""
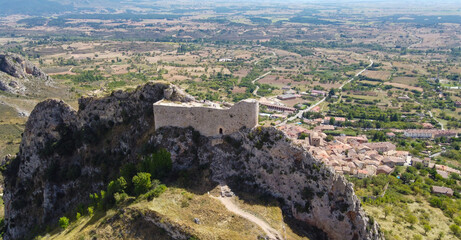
277,59,374,126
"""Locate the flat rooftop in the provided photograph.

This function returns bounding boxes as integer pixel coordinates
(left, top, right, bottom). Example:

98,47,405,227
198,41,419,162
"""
154,99,228,109
155,99,257,109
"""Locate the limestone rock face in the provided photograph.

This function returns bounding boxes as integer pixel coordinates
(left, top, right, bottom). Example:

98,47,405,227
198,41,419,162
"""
3,83,382,240
151,127,382,240
3,83,170,240
163,84,195,102
0,53,52,94
0,53,49,80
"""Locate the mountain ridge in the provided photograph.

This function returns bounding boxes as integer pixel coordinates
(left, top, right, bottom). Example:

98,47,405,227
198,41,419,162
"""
3,83,382,240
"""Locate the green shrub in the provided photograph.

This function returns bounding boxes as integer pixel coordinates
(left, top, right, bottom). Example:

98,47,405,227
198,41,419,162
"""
105,176,128,205
451,224,461,237
145,184,167,200
455,216,461,226
423,224,431,235
87,207,94,216
58,217,69,229
138,149,172,179
76,212,81,221
132,172,152,196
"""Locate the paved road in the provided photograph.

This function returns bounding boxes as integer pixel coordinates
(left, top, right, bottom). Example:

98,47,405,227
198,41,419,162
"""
252,71,273,97
428,111,444,130
252,51,278,97
277,59,373,126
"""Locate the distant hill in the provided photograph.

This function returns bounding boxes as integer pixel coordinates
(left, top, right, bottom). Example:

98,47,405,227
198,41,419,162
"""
0,0,72,15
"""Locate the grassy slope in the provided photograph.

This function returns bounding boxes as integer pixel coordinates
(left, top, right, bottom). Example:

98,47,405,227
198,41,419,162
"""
363,197,452,240
0,104,25,159
39,186,309,240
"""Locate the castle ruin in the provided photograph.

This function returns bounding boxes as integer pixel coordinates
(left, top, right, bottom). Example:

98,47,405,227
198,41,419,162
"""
153,99,259,137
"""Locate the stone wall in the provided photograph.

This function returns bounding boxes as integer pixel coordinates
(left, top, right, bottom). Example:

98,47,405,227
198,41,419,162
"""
153,99,258,137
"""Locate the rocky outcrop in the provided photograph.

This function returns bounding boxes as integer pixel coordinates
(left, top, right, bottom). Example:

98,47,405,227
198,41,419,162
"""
0,53,52,94
3,83,173,239
3,83,381,240
151,127,381,240
0,53,49,80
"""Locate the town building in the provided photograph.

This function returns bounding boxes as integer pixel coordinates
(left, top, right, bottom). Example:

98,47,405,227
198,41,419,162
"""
382,156,405,167
314,125,335,131
422,123,434,129
277,94,297,100
386,132,396,138
432,186,454,196
398,95,411,101
404,130,433,138
260,102,296,113
363,142,396,153
404,129,458,139
436,170,449,179
455,101,461,108
218,58,233,62
433,130,457,138
311,90,326,96
376,165,393,175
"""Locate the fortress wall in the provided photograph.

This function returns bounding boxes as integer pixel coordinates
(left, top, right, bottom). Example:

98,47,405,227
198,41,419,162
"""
153,99,258,137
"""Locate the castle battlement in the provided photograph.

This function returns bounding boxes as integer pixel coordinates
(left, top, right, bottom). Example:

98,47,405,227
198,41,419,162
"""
153,99,259,137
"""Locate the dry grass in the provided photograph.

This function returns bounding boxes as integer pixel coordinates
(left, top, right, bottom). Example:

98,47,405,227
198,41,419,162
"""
363,70,391,80
384,82,424,92
392,77,419,86
233,192,310,240
41,186,311,240
363,198,454,240
143,187,274,240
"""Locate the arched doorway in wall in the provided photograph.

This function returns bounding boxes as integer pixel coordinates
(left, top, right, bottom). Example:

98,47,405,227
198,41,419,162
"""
219,128,223,135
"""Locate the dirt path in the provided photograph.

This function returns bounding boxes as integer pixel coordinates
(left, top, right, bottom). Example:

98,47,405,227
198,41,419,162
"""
216,197,283,240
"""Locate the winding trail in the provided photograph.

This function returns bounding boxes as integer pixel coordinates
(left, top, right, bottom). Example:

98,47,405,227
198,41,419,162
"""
428,110,444,130
277,59,374,126
214,196,283,240
252,50,278,97
212,184,283,240
252,71,272,97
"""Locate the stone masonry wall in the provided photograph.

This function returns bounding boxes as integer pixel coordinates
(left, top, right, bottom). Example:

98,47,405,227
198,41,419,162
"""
153,99,258,137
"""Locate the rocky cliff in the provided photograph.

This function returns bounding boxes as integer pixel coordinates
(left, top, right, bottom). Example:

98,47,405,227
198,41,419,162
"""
0,53,52,94
3,83,382,240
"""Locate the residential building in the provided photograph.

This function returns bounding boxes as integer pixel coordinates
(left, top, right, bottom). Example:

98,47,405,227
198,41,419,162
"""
433,130,457,138
277,94,297,100
376,165,393,175
386,132,396,138
382,156,405,167
398,95,411,101
363,142,396,153
422,123,434,129
404,130,433,138
311,90,326,96
260,102,296,113
432,186,454,196
314,125,335,131
436,170,449,179
404,129,457,139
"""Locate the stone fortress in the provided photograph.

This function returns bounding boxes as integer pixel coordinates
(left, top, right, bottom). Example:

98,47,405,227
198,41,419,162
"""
153,98,259,137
